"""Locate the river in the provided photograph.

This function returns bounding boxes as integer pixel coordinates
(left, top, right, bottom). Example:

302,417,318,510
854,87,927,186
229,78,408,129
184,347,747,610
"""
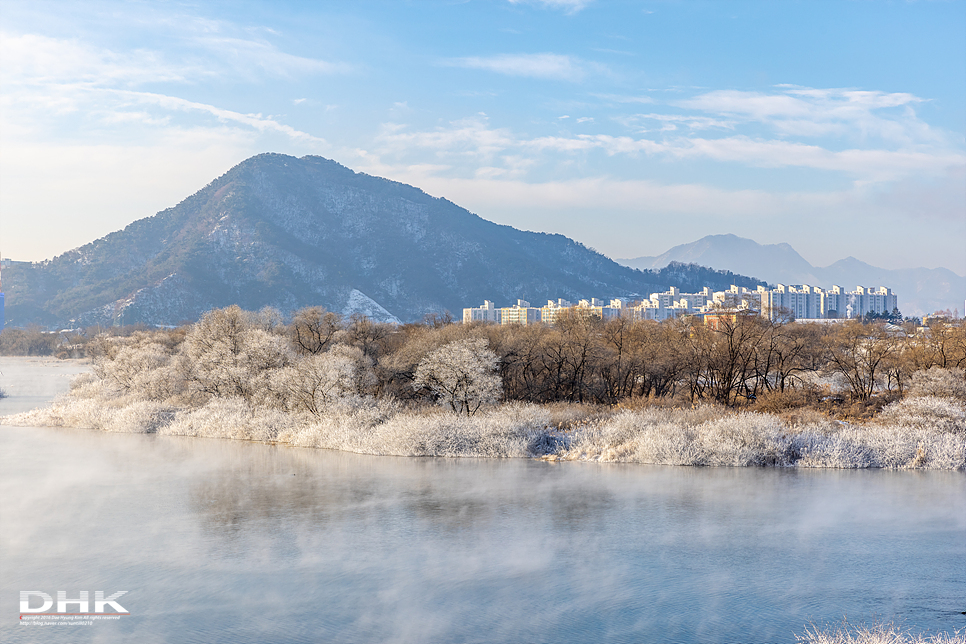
1,357,964,643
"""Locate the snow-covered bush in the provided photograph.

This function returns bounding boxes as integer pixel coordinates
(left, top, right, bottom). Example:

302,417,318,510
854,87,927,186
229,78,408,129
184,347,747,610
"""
907,367,966,401
281,402,554,458
161,397,299,442
876,395,966,434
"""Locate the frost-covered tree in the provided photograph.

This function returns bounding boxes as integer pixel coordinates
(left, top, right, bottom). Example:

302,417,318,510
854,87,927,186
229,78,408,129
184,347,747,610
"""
93,342,183,400
180,306,291,405
277,344,376,416
413,338,501,415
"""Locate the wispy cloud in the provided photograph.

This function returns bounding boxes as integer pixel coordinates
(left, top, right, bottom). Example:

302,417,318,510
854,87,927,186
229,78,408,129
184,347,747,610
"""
593,93,655,104
0,30,348,90
507,0,593,14
0,33,194,86
367,97,964,185
441,53,604,82
614,113,735,132
193,37,352,78
375,116,514,160
679,87,936,145
0,30,332,148
113,91,327,143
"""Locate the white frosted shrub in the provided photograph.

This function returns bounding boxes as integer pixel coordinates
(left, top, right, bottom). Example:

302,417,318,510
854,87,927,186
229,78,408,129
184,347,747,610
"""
98,400,177,433
69,371,99,393
878,396,966,434
281,400,400,450
564,409,701,465
68,371,121,401
908,367,966,401
161,397,300,442
560,406,965,470
694,414,792,466
284,402,554,458
375,403,553,458
564,409,799,466
797,620,966,643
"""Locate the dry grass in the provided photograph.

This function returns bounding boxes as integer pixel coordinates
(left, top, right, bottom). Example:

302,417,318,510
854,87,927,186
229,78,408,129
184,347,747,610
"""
797,620,965,644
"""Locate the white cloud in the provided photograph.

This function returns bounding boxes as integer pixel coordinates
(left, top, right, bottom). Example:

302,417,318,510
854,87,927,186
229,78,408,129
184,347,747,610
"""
507,0,593,14
441,53,602,82
375,117,515,160
679,87,939,145
0,30,330,150
0,32,194,86
369,117,964,183
0,30,347,90
192,36,352,78
112,91,327,143
615,113,735,132
593,93,655,104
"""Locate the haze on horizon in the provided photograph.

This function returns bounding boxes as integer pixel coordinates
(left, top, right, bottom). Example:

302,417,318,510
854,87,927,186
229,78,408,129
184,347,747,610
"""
1,0,964,276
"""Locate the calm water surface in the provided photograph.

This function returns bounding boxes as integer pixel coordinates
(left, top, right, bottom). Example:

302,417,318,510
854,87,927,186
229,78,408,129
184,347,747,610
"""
1,358,964,643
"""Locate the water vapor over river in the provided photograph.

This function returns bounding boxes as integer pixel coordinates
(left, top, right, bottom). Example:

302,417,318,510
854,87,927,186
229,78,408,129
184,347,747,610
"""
1,357,964,643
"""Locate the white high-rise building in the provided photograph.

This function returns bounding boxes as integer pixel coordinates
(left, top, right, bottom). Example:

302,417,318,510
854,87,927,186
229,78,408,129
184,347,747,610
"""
463,283,898,326
761,285,897,320
463,300,500,324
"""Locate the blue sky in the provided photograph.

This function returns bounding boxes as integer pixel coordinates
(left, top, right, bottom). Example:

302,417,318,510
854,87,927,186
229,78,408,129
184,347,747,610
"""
1,0,964,274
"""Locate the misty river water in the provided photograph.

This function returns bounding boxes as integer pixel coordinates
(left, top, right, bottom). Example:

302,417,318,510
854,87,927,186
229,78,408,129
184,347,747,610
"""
1,357,964,643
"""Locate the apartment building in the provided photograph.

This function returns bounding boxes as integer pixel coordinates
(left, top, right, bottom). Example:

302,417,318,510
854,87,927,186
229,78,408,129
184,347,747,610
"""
463,283,898,326
761,285,897,320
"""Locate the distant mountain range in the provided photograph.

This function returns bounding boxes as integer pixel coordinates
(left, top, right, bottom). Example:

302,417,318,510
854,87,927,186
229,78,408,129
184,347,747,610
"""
618,234,965,317
2,154,765,328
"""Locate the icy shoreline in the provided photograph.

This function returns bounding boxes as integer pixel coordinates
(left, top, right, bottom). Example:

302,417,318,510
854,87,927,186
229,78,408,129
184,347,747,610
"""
4,389,964,469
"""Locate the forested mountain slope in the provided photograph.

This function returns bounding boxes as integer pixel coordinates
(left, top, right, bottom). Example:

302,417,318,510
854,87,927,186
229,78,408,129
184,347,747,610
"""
4,154,764,327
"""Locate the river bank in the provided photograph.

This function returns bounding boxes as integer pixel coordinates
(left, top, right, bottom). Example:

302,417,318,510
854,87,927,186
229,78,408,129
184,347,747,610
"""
2,357,963,469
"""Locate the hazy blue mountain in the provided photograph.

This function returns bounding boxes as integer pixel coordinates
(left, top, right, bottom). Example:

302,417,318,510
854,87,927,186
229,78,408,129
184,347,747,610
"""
3,154,764,328
619,234,965,316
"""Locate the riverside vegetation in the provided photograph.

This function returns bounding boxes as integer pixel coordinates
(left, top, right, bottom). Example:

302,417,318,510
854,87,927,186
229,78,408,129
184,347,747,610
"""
2,305,965,469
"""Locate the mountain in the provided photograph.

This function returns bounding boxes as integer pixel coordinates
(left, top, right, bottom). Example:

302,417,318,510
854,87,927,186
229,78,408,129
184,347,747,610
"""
2,154,765,328
618,234,965,316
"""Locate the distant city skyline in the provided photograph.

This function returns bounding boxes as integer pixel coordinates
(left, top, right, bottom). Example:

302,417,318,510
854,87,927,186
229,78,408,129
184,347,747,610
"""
1,0,964,275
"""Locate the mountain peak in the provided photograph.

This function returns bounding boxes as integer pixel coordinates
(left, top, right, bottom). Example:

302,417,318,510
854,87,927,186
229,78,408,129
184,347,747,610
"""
1,153,763,328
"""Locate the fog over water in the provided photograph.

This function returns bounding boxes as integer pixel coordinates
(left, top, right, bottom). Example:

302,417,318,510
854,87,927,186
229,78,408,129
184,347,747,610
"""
1,358,964,643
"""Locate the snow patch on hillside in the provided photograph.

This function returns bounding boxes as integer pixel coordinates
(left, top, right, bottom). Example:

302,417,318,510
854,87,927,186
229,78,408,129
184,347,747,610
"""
343,289,400,324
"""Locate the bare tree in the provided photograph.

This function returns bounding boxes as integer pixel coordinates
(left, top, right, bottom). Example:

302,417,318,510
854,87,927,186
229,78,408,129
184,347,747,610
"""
823,322,897,401
289,307,343,355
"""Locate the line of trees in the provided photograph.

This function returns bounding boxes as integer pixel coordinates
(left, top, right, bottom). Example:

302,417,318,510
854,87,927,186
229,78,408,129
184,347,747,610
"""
76,305,966,417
